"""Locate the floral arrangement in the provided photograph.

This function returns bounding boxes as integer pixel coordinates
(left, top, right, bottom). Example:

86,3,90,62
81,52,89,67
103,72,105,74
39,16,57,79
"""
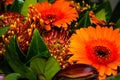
0,0,120,80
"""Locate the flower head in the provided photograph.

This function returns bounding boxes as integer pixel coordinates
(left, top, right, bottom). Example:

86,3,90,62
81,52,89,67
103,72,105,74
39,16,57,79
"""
0,11,43,53
42,28,72,69
69,26,120,79
0,12,24,57
89,11,107,25
0,12,24,27
89,11,115,27
29,0,78,30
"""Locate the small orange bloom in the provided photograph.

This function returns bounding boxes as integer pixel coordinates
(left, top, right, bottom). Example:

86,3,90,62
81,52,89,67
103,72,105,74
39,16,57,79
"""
89,11,115,27
69,26,120,80
4,0,14,5
31,0,78,30
89,11,107,25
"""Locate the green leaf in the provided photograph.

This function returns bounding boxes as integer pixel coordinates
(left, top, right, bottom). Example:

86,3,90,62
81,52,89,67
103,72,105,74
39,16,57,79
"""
78,11,91,28
37,0,55,4
0,26,9,37
30,57,46,75
44,57,60,80
8,0,24,13
27,29,50,61
48,0,55,3
95,9,106,21
38,0,48,3
0,69,3,73
30,56,60,80
0,60,13,74
115,19,120,28
4,73,21,80
94,1,112,22
16,41,26,63
21,0,37,16
4,36,37,80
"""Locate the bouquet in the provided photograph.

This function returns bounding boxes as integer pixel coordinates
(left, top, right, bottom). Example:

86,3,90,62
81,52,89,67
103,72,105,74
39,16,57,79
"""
0,0,120,80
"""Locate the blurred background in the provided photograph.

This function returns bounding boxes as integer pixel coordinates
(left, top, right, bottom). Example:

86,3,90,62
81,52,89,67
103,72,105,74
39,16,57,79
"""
90,0,119,11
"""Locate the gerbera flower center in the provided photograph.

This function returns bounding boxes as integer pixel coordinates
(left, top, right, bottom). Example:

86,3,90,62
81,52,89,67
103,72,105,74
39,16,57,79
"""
46,14,56,21
92,45,117,64
94,46,110,58
41,8,64,24
86,40,118,65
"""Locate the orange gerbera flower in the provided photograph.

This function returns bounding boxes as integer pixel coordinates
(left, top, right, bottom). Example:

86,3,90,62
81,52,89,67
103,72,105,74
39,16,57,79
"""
69,26,120,80
31,0,78,30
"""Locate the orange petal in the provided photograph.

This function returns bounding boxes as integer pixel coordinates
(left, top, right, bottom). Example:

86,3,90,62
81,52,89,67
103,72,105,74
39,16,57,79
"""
98,65,106,76
108,62,118,70
112,70,117,75
105,67,112,76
